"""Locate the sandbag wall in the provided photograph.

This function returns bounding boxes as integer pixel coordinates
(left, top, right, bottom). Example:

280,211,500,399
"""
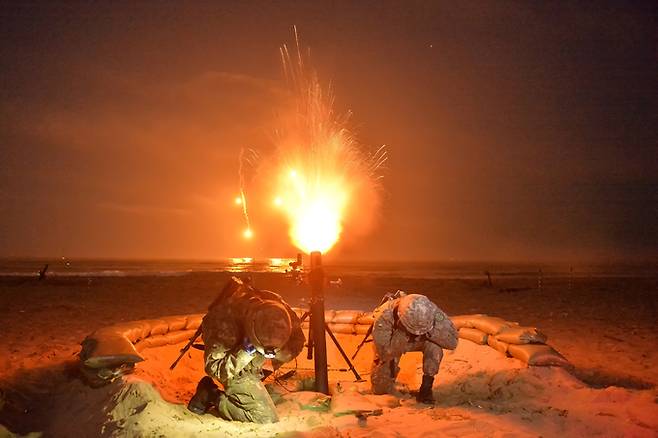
79,310,569,386
79,313,205,386
452,314,570,367
291,308,374,335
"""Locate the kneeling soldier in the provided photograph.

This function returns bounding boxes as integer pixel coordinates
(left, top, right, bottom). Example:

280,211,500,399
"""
370,292,458,403
188,281,304,423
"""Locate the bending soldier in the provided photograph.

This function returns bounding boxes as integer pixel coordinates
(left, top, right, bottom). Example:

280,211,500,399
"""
188,280,305,423
370,292,458,404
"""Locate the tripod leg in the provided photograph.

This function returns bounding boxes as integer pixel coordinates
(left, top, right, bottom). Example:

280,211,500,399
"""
306,318,314,360
325,323,363,381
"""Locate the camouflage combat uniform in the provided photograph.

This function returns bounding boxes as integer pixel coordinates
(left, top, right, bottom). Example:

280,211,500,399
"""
370,293,458,398
201,288,304,423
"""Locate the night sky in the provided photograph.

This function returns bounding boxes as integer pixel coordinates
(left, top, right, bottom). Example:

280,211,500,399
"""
1,1,656,262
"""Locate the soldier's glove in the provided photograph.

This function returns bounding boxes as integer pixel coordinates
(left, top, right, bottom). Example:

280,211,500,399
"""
234,349,256,371
243,338,257,355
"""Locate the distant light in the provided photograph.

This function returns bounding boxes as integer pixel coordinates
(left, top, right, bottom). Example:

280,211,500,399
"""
234,196,243,205
231,257,253,264
273,196,283,207
243,228,253,239
289,169,297,178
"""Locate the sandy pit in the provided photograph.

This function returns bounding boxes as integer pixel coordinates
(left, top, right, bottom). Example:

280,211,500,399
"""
7,334,654,438
1,271,657,436
115,333,657,437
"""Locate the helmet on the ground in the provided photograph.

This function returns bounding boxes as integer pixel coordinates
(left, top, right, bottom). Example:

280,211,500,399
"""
397,294,435,335
246,300,292,353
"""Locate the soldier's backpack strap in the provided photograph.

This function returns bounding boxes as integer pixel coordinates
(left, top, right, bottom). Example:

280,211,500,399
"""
208,276,244,311
253,289,285,303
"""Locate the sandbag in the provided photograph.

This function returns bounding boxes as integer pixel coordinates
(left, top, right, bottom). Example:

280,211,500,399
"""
496,326,547,344
332,310,362,324
487,335,509,355
355,324,371,335
136,334,169,350
507,344,571,367
458,327,488,345
109,321,151,343
450,314,484,330
357,313,375,325
327,323,356,335
164,315,189,332
80,333,144,368
163,329,197,345
324,309,336,322
457,314,516,335
185,314,203,330
142,319,170,336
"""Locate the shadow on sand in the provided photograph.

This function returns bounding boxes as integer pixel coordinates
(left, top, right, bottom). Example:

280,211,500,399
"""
571,368,654,390
0,360,121,436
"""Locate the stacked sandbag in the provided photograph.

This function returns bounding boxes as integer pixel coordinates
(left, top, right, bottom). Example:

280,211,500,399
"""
294,308,370,335
487,336,509,354
452,313,569,367
453,314,511,346
80,309,569,388
288,309,569,367
496,325,548,344
507,344,570,367
79,313,204,386
458,327,489,345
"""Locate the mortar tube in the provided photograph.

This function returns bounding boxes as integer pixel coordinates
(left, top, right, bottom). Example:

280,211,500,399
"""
309,251,329,394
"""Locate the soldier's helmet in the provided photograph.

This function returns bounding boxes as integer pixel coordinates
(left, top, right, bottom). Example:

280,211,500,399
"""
246,300,292,351
397,294,435,335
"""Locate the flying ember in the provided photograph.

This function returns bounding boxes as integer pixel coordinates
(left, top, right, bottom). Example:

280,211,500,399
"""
233,27,386,253
269,28,386,254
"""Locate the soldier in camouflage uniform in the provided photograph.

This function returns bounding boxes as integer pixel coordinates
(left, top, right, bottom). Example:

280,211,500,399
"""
188,281,305,423
370,292,458,404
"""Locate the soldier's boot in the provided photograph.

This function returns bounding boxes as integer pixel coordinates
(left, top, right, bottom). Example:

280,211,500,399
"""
416,375,435,404
188,376,220,414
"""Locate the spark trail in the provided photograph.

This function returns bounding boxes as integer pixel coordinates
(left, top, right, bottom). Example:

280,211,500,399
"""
237,147,259,239
232,27,386,252
270,26,386,253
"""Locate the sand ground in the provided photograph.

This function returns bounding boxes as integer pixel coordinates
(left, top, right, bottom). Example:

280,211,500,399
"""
0,271,656,436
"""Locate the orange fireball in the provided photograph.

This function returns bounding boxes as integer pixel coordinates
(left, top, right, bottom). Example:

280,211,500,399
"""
276,167,348,253
268,29,385,254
